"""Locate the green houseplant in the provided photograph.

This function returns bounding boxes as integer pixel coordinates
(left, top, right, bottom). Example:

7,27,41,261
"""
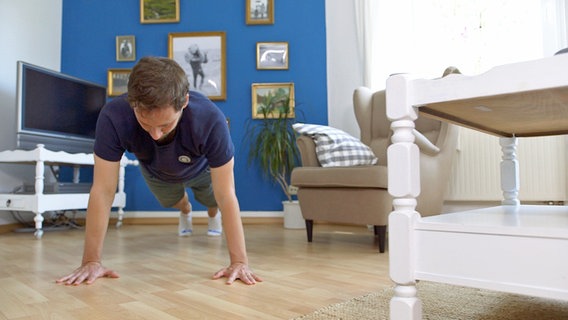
245,86,299,203
245,83,306,229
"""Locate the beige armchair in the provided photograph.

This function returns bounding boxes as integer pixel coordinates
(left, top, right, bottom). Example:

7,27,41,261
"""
290,86,459,252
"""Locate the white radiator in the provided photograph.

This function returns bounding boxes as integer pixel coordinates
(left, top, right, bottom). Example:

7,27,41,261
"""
446,128,567,202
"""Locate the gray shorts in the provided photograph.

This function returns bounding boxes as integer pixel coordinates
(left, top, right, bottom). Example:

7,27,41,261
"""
140,166,218,208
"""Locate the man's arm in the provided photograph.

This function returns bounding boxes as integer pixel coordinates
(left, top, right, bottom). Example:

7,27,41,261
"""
210,158,262,285
56,155,121,285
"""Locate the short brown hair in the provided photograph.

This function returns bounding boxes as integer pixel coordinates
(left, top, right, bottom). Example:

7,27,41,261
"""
127,56,189,112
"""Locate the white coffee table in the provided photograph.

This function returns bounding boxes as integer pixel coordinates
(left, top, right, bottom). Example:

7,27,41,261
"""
386,54,568,319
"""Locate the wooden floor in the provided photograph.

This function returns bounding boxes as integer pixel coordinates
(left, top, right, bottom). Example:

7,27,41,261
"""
0,222,392,319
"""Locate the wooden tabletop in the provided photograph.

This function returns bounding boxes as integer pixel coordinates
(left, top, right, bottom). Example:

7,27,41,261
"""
419,86,568,137
399,54,568,138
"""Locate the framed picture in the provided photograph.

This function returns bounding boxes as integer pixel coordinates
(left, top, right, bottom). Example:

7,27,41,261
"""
107,69,131,97
257,42,288,70
140,0,180,24
246,0,274,25
251,82,295,119
116,35,136,62
168,31,227,100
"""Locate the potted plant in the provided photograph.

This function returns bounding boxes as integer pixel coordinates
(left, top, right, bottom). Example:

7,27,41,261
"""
244,87,304,229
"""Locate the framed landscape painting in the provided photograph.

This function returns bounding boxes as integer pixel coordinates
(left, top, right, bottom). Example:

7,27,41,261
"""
140,0,180,24
168,31,227,100
251,82,295,119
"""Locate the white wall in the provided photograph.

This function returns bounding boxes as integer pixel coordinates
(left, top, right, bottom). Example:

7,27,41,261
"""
0,0,62,225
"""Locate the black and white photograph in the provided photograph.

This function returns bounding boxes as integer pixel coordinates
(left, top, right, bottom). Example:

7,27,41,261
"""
246,0,274,25
116,35,136,62
168,31,226,100
257,42,288,70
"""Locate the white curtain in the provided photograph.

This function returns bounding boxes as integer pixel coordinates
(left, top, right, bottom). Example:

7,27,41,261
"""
353,0,375,88
355,0,568,90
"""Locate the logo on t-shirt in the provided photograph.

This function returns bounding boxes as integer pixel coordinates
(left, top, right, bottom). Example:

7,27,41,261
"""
178,155,192,163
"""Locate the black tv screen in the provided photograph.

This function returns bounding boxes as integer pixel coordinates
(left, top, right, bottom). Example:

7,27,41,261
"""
16,61,107,154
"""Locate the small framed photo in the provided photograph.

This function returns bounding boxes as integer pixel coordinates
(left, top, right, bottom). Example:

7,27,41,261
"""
251,82,295,119
257,42,288,70
107,69,131,97
140,0,180,24
168,31,227,100
116,35,136,62
246,0,274,25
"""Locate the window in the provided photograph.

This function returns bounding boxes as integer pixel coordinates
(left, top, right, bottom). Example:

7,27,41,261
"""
362,0,567,89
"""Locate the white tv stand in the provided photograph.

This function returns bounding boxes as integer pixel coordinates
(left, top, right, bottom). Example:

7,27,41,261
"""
0,144,138,239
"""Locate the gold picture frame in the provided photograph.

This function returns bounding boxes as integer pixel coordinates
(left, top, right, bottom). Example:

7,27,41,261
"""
251,82,295,119
107,69,131,97
246,0,274,25
168,31,227,100
257,42,288,70
140,0,180,24
116,35,136,62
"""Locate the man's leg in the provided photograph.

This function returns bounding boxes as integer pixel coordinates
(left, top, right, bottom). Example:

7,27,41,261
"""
139,166,190,237
184,167,222,236
174,192,193,236
207,206,222,236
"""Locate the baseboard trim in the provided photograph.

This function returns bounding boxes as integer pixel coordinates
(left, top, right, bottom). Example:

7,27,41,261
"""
0,211,285,234
113,210,284,226
117,210,283,219
117,216,283,226
0,223,24,234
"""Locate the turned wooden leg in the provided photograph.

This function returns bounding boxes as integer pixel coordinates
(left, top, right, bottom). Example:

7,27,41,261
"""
374,225,387,253
305,219,314,242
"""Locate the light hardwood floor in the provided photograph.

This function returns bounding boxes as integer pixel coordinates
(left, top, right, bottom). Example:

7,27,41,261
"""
0,221,392,320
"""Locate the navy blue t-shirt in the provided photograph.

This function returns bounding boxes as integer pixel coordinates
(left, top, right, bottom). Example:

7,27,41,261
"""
94,91,234,183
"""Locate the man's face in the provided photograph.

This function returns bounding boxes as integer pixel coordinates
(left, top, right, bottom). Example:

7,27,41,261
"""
132,94,189,142
134,105,183,142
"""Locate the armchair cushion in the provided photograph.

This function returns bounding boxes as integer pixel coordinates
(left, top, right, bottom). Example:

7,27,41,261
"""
292,123,378,167
291,164,387,189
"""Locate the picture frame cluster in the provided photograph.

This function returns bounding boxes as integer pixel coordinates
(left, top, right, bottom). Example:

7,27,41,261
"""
108,0,293,119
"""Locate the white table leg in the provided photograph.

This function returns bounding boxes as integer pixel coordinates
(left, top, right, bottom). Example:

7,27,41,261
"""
116,160,126,228
115,156,139,228
499,137,520,205
73,165,80,183
33,211,44,239
387,74,422,320
391,284,422,320
389,199,422,320
34,158,45,239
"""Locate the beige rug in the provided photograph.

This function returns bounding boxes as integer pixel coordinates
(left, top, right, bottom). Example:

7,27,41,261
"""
293,282,568,320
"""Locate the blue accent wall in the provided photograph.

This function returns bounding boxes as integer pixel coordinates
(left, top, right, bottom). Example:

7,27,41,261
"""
61,0,328,212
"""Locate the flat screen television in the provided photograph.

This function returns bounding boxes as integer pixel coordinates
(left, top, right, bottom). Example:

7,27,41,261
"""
16,61,107,154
